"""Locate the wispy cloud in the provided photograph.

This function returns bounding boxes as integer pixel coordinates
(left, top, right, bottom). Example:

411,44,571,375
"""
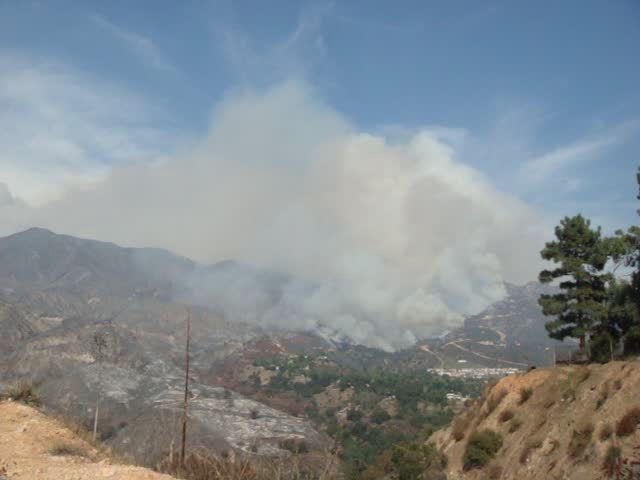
210,3,331,83
517,120,639,187
92,14,175,72
0,51,176,206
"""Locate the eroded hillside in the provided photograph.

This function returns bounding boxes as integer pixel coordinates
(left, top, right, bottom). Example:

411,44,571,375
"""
431,360,640,479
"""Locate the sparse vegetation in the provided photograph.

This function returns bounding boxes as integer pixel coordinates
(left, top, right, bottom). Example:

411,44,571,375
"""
2,381,41,406
616,407,640,437
498,409,514,423
568,423,594,459
452,414,472,442
158,449,336,480
463,430,503,471
599,423,613,441
278,439,309,455
519,438,542,464
486,389,507,416
361,442,447,480
518,387,533,405
508,418,522,433
49,441,90,458
485,463,502,480
603,445,621,476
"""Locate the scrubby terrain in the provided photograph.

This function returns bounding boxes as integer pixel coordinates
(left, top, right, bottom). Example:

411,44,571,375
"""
0,400,175,480
431,360,640,479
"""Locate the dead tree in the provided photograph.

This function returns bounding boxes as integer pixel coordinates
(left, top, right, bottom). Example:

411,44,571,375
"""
92,331,108,442
180,309,191,466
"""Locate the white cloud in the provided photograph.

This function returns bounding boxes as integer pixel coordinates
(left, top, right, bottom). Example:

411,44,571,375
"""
518,120,639,187
0,51,174,207
92,15,175,72
4,80,548,349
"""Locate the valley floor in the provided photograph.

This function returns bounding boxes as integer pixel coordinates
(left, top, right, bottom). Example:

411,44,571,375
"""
0,401,175,480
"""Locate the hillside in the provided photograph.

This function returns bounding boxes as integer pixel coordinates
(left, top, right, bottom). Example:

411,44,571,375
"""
430,360,640,479
0,400,175,480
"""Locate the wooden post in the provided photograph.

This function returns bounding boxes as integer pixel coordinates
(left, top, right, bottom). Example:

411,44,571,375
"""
180,310,191,466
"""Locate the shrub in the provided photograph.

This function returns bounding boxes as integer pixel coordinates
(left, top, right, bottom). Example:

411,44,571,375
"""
508,418,523,433
250,409,260,420
346,409,363,422
518,387,533,405
370,408,391,425
278,438,309,454
390,442,447,480
3,382,41,406
463,430,503,471
49,442,89,458
568,423,594,459
599,424,613,441
602,445,621,476
616,407,640,437
499,409,514,423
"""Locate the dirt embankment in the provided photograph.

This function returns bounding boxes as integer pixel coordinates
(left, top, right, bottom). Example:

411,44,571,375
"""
431,359,640,479
0,401,175,480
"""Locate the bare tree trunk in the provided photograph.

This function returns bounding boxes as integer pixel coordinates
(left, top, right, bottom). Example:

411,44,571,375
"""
91,332,106,443
92,393,100,442
180,310,191,466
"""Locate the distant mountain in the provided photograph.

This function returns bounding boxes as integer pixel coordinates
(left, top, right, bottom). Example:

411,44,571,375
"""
0,228,329,464
0,228,563,465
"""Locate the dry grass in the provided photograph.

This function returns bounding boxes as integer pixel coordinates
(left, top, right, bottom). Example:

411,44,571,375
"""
485,462,502,479
616,407,640,437
568,423,594,459
452,414,472,442
596,382,610,411
158,449,337,480
508,418,523,433
498,409,514,423
2,382,41,406
518,387,533,405
519,438,542,464
486,389,508,416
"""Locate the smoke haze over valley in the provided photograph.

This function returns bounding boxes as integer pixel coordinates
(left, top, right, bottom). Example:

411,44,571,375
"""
0,80,550,349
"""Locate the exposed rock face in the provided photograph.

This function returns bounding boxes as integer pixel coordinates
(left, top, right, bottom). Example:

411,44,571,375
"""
431,360,640,480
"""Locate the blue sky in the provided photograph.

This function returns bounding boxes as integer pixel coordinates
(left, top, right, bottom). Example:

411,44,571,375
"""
1,0,639,231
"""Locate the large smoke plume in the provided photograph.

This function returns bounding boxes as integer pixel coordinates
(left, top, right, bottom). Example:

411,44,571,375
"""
5,82,547,350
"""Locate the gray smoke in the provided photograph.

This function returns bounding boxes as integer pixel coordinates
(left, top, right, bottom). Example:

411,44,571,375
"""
3,81,547,350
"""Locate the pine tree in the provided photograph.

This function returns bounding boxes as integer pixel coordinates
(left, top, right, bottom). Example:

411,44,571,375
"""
538,215,612,352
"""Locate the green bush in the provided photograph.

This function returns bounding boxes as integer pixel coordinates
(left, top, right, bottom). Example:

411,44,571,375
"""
370,408,391,424
463,430,503,471
390,442,447,480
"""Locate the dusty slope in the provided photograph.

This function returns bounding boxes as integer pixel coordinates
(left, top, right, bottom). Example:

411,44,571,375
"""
431,359,640,479
0,401,175,479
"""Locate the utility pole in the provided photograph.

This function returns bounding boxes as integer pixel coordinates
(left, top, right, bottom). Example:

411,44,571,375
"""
180,309,191,466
